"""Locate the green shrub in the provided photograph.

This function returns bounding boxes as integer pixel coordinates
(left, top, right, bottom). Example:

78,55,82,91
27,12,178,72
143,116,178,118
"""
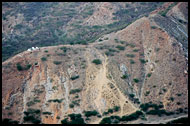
23,108,41,124
97,114,102,118
44,50,48,53
26,64,32,70
17,63,23,71
129,94,135,98
151,26,157,29
113,106,120,112
133,78,139,83
129,43,136,48
147,73,152,77
61,113,85,124
108,48,118,52
176,108,183,113
42,112,52,115
126,54,135,58
169,97,174,102
140,102,165,113
162,88,167,92
121,74,128,79
177,102,181,105
146,109,168,117
69,104,74,108
176,93,182,96
61,118,68,124
103,112,109,115
75,95,79,98
155,48,160,52
114,39,119,43
108,108,113,114
140,103,151,112
99,39,103,42
72,100,80,106
53,61,62,65
48,99,63,103
60,47,68,53
145,91,150,96
134,98,140,104
105,51,114,56
99,117,112,124
8,112,13,116
27,108,41,114
139,59,146,64
92,59,102,65
116,45,125,50
34,99,41,103
70,75,79,80
121,110,143,121
56,116,60,119
2,118,19,124
119,41,125,44
16,63,31,71
130,59,135,64
41,57,47,61
69,89,81,94
84,110,98,117
133,49,139,52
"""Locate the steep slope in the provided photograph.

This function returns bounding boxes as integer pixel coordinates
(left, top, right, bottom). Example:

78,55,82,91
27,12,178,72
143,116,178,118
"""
2,2,188,124
2,13,188,124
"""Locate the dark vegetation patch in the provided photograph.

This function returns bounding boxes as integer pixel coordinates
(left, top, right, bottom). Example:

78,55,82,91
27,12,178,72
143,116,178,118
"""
167,117,188,124
130,59,135,64
2,118,19,124
16,63,31,71
147,73,152,77
140,102,175,117
23,108,41,124
70,75,79,80
126,54,135,58
48,99,63,103
133,78,139,83
69,88,81,94
139,59,146,64
83,110,99,117
100,110,143,124
92,59,102,65
103,106,120,116
2,2,163,61
121,74,128,79
41,57,47,61
61,113,85,124
42,112,52,115
53,61,62,65
116,45,125,50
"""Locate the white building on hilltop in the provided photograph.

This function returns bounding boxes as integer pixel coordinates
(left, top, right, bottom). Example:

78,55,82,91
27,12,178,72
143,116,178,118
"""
27,47,40,52
27,49,31,51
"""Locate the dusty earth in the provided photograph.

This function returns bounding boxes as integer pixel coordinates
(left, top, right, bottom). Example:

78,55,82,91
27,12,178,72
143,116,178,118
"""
2,2,188,124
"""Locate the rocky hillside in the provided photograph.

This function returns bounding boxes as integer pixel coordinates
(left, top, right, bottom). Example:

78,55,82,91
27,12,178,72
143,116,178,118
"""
2,2,188,124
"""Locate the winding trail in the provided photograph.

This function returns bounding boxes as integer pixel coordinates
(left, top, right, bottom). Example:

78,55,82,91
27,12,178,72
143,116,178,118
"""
88,48,137,124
